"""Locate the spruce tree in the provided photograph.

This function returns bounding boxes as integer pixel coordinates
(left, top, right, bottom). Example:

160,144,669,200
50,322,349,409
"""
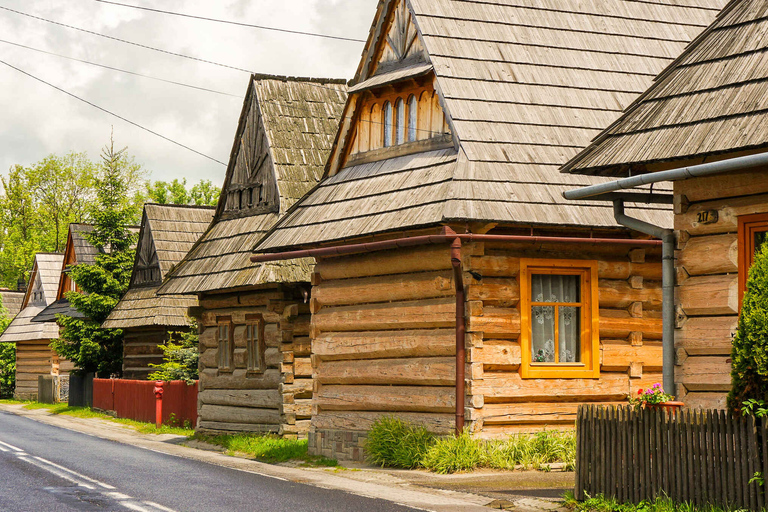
729,243,768,411
51,138,141,376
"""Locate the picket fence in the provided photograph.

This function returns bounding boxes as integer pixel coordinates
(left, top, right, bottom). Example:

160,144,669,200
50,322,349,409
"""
576,405,767,510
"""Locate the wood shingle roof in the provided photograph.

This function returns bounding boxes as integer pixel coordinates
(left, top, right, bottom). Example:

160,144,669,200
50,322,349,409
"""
0,290,24,319
158,75,347,295
255,0,727,253
562,0,768,176
102,204,214,329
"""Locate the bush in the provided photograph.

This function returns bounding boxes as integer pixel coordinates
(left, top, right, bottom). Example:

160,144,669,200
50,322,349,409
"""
729,243,768,412
422,429,483,474
365,416,435,468
148,322,199,384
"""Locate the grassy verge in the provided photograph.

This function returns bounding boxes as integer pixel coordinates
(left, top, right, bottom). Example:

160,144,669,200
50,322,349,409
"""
366,417,575,474
564,491,742,512
0,400,194,436
195,433,338,467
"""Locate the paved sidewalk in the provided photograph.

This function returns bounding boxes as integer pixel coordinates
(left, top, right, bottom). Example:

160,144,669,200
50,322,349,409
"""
0,403,573,512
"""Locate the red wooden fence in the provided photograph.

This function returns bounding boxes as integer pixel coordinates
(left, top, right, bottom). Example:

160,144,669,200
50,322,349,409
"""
93,379,198,427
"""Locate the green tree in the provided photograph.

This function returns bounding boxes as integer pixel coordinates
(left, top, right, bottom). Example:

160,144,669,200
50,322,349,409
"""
0,296,14,397
148,321,199,385
729,244,768,411
0,153,96,288
51,137,142,376
147,178,219,206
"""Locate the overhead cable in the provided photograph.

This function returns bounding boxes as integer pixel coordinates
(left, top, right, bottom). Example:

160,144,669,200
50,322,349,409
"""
0,5,254,73
0,38,240,97
0,58,227,166
91,0,366,43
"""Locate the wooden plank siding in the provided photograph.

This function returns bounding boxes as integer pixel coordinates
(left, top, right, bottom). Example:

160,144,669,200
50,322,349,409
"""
14,339,59,400
673,170,768,409
194,285,312,438
309,241,663,437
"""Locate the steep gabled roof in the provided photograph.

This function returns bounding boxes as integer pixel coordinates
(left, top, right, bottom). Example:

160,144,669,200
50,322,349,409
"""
255,0,727,253
0,253,63,343
0,290,24,318
158,75,347,295
102,204,214,329
563,0,768,176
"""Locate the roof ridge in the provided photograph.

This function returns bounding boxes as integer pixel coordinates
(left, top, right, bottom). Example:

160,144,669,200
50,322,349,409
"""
144,202,217,211
250,73,348,85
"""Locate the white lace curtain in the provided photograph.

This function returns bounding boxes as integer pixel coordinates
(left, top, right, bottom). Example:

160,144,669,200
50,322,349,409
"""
531,274,581,363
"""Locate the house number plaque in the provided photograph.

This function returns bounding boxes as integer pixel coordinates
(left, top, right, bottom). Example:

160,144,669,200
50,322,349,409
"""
696,209,718,224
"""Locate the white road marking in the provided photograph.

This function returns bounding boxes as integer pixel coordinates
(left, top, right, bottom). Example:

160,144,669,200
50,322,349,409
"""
2,444,177,512
0,439,22,451
33,456,117,489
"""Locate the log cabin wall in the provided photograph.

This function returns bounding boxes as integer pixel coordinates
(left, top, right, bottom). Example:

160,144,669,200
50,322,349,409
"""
673,169,768,410
15,339,57,400
308,240,664,461
123,328,168,380
193,284,311,438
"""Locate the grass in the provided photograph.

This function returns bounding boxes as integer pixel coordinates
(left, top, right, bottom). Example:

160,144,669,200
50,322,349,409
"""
195,433,338,467
564,491,744,512
366,417,576,474
0,400,195,436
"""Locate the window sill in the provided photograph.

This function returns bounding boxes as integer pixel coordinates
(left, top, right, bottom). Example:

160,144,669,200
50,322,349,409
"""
344,135,454,167
521,366,599,379
245,369,265,378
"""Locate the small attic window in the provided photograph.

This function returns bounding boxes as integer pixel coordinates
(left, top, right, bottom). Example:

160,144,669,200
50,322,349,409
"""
383,101,393,147
395,98,405,145
248,188,254,208
238,190,244,210
407,95,417,142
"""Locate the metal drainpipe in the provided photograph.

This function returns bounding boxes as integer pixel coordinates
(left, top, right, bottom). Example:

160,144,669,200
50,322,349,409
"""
613,200,676,397
450,236,466,435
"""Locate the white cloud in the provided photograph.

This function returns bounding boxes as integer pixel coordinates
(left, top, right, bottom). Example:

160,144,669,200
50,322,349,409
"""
0,0,376,186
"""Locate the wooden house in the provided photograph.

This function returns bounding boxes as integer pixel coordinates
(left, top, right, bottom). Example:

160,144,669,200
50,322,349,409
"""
0,289,24,319
33,224,98,324
102,203,214,379
157,75,347,436
251,0,727,460
562,0,768,410
0,253,67,399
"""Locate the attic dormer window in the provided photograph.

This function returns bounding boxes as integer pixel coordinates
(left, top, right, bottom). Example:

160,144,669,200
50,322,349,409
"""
407,95,417,142
383,101,393,147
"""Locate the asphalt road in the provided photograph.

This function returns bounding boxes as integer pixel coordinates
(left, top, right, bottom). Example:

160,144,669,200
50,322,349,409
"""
0,411,419,512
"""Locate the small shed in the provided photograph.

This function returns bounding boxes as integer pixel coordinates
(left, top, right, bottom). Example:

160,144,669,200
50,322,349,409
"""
102,203,214,379
562,0,768,410
157,74,347,437
252,0,726,460
0,253,66,399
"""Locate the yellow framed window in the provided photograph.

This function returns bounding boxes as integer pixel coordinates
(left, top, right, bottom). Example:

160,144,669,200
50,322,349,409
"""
520,259,599,379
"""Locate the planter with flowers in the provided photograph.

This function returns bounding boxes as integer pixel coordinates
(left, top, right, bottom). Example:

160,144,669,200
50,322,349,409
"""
629,383,684,414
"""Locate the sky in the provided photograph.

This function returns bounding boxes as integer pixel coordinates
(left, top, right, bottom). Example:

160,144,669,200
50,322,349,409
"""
0,0,377,186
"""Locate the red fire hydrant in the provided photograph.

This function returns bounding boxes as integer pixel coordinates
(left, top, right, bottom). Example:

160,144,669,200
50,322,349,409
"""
153,381,165,428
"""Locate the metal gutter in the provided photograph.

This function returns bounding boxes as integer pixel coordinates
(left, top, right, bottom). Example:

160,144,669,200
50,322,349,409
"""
450,237,466,435
613,200,676,397
562,151,768,201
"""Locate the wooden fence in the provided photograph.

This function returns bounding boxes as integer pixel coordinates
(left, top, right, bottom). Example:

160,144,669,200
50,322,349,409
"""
576,405,767,510
93,378,198,427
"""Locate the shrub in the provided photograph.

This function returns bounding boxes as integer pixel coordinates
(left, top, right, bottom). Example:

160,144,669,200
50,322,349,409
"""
365,416,435,468
729,243,768,412
148,321,199,384
422,429,483,474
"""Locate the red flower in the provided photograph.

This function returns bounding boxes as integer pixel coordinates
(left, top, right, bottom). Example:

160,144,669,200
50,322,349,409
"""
638,389,643,395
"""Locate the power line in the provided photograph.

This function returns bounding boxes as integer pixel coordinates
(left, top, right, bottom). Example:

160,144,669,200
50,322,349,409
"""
0,38,240,97
0,58,227,166
91,0,366,43
0,5,254,74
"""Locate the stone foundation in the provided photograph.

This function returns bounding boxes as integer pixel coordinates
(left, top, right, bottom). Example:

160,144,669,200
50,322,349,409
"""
308,429,367,462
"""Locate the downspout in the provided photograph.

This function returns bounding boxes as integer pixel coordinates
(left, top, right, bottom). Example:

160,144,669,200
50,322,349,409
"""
450,236,465,435
613,200,676,397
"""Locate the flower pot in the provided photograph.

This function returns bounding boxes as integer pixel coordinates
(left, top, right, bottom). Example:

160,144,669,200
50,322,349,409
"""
646,400,684,415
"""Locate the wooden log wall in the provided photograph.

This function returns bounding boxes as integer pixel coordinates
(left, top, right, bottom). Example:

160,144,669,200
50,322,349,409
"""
123,328,167,380
14,339,56,400
467,240,663,436
310,240,664,439
195,285,312,438
673,169,768,410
